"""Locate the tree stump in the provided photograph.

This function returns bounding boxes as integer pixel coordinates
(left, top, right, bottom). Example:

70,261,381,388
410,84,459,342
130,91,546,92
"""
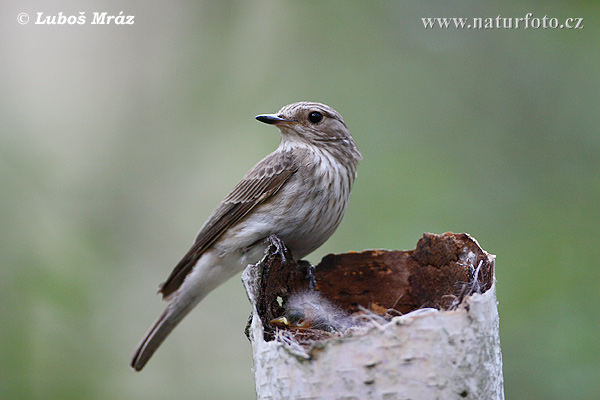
242,232,504,400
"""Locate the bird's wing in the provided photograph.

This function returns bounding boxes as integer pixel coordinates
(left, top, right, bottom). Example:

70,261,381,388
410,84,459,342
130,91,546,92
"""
158,151,298,298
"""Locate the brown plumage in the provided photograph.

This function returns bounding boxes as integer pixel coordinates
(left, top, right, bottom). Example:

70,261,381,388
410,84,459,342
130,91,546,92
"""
159,152,298,298
131,102,361,371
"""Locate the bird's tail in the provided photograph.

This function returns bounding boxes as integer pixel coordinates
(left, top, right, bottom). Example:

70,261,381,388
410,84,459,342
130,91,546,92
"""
131,251,239,371
130,297,197,371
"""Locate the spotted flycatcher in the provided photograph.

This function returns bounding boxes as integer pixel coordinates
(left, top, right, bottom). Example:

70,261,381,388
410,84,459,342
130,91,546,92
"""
131,102,361,371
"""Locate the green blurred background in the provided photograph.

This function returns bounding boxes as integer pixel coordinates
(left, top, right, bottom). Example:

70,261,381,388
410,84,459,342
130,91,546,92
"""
2,1,598,399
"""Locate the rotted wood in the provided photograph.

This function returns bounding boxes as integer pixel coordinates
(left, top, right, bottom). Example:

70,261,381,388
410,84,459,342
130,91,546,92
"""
247,232,495,342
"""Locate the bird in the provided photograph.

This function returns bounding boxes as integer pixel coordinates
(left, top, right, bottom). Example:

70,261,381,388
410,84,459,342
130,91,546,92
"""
130,102,362,371
270,291,356,332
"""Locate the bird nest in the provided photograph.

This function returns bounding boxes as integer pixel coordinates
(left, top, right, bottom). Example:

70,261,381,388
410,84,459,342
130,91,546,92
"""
244,232,495,345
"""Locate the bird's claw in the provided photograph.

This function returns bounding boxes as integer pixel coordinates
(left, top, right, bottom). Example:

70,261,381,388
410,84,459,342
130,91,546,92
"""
301,261,317,290
265,234,289,265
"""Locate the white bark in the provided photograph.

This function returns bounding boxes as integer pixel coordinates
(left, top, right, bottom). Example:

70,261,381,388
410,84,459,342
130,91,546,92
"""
243,257,504,400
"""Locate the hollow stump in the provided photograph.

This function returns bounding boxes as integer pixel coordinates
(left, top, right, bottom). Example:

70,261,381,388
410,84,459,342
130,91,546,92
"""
242,232,504,400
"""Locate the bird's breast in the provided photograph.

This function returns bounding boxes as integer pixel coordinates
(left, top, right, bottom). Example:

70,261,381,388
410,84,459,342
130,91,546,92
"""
216,147,356,263
270,149,355,258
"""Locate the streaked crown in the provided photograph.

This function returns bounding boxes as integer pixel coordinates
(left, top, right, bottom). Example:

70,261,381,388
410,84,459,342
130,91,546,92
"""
271,102,362,165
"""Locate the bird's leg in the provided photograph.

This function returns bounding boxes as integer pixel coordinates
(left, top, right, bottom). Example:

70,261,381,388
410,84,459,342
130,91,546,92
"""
265,234,289,266
298,260,317,290
264,235,316,290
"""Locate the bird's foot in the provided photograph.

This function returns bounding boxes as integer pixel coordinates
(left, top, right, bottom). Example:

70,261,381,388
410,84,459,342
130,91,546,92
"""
298,260,317,290
265,234,289,266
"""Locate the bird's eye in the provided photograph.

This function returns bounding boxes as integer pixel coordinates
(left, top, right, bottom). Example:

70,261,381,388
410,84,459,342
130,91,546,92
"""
296,318,307,327
308,111,323,124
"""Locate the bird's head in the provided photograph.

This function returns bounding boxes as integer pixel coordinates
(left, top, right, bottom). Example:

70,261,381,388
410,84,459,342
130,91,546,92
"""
256,102,362,163
269,290,353,332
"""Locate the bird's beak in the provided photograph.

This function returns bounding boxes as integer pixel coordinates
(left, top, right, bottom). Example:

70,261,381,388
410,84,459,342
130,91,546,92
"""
269,316,290,327
255,114,296,126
